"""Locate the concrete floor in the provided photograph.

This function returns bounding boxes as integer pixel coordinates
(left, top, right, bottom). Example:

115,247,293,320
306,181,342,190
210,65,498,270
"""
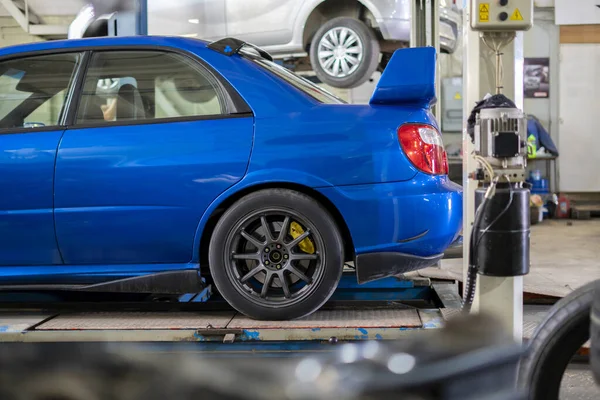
561,364,600,400
413,219,600,297
413,219,600,399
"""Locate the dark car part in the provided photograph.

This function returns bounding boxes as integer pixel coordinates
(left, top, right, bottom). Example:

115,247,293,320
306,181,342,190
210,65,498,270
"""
0,270,205,294
208,37,274,61
518,280,596,400
208,188,344,320
592,280,600,383
309,17,380,89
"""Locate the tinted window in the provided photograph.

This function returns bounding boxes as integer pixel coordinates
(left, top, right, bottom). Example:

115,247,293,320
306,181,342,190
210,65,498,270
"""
251,57,346,105
0,53,81,130
76,51,229,125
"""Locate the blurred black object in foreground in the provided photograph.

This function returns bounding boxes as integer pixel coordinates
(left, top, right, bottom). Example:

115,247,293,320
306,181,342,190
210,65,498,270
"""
0,314,524,400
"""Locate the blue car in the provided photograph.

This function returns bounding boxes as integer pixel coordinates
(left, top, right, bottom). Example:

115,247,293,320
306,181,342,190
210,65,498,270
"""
0,36,462,320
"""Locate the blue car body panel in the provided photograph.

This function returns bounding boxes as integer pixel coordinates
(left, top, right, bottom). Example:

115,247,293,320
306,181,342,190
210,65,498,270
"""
54,117,254,265
0,36,462,287
0,130,65,266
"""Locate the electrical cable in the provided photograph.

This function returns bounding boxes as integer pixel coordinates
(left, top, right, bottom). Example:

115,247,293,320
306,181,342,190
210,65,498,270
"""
461,176,499,313
474,155,494,180
475,175,514,251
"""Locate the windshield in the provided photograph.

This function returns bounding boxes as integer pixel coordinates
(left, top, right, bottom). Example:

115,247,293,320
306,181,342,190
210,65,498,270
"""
250,56,346,105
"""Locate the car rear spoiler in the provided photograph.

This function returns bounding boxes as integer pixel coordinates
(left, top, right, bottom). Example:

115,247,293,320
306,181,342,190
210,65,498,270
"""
369,47,437,108
208,37,274,61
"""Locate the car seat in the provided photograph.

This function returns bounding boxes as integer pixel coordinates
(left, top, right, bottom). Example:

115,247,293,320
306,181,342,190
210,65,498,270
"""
116,83,145,120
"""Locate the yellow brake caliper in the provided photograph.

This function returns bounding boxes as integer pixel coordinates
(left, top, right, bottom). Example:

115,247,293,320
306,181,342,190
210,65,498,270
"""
289,221,315,254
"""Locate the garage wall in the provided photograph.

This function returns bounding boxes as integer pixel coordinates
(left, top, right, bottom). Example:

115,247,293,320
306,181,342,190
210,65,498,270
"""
557,31,600,192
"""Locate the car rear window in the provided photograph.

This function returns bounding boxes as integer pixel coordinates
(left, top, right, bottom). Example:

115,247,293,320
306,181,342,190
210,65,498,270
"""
251,57,346,105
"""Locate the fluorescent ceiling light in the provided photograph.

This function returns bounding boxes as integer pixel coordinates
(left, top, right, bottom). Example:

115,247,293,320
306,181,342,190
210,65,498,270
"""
188,19,200,24
180,33,198,37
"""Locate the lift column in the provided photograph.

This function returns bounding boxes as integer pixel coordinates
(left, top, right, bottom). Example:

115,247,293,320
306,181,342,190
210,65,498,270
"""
462,0,533,342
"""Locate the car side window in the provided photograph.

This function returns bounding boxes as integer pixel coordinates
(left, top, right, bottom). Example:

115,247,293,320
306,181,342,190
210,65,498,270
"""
76,50,228,125
0,53,81,130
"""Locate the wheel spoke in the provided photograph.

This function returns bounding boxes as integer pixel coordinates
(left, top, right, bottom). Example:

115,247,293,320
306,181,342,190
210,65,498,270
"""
323,56,335,70
240,230,264,248
261,272,274,298
277,216,290,242
318,50,334,58
288,229,311,248
339,28,349,48
328,31,339,46
240,265,266,283
233,252,260,260
320,38,334,49
345,55,359,66
332,59,340,75
260,216,274,242
345,46,361,54
290,253,318,261
278,272,291,298
287,265,311,284
340,59,350,74
344,35,357,47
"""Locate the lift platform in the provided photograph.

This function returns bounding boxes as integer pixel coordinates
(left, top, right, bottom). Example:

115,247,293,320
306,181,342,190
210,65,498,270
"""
0,273,451,345
0,272,561,356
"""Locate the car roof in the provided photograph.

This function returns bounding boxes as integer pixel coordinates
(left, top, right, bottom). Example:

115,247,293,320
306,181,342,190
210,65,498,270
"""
0,35,209,58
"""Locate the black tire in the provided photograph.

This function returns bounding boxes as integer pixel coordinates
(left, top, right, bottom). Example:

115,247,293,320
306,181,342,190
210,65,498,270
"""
309,17,380,89
518,281,596,400
592,280,600,383
208,189,344,320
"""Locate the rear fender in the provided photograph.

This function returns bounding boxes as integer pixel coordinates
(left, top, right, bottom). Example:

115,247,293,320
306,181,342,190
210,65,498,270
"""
191,169,334,263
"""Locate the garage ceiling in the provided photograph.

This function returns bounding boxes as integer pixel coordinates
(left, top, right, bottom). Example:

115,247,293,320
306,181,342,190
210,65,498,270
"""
0,0,85,37
0,0,84,17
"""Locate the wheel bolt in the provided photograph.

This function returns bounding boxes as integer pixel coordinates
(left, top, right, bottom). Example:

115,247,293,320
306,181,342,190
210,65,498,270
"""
276,244,281,249
276,264,281,269
265,261,270,265
284,254,289,259
264,248,269,253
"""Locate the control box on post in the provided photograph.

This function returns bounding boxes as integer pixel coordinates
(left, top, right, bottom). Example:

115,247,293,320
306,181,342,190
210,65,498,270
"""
471,0,533,31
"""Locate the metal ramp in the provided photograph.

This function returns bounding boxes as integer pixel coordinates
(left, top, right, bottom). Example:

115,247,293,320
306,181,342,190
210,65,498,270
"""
0,308,442,343
0,275,447,344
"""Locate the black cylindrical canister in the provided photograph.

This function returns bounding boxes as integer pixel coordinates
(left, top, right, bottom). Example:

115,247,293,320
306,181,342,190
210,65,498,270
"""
474,184,530,276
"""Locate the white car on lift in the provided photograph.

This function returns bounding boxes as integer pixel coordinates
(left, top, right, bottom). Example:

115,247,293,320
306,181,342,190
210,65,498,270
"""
147,0,461,88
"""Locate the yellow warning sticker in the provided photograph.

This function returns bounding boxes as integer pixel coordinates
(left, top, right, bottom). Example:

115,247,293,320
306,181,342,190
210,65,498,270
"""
510,8,524,21
454,92,462,100
479,3,490,22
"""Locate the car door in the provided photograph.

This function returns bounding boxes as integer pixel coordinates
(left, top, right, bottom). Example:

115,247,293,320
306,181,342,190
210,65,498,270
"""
0,52,83,266
225,0,304,46
54,49,254,266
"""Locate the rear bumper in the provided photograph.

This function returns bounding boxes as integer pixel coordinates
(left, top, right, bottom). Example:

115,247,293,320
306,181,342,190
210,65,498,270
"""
317,174,462,283
356,251,443,284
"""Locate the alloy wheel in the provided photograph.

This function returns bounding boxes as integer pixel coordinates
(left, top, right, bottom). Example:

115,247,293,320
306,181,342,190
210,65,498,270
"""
224,209,325,308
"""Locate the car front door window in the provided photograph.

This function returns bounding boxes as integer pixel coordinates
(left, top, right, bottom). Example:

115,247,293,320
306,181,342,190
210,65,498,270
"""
0,53,80,130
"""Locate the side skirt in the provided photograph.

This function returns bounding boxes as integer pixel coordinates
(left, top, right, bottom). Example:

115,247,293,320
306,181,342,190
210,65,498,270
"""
0,270,206,295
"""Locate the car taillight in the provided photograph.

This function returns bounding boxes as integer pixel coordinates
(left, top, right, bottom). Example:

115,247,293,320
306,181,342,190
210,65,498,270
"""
397,123,449,175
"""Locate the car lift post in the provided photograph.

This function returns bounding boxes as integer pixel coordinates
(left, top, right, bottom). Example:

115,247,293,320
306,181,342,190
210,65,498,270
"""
462,2,526,343
411,0,441,122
